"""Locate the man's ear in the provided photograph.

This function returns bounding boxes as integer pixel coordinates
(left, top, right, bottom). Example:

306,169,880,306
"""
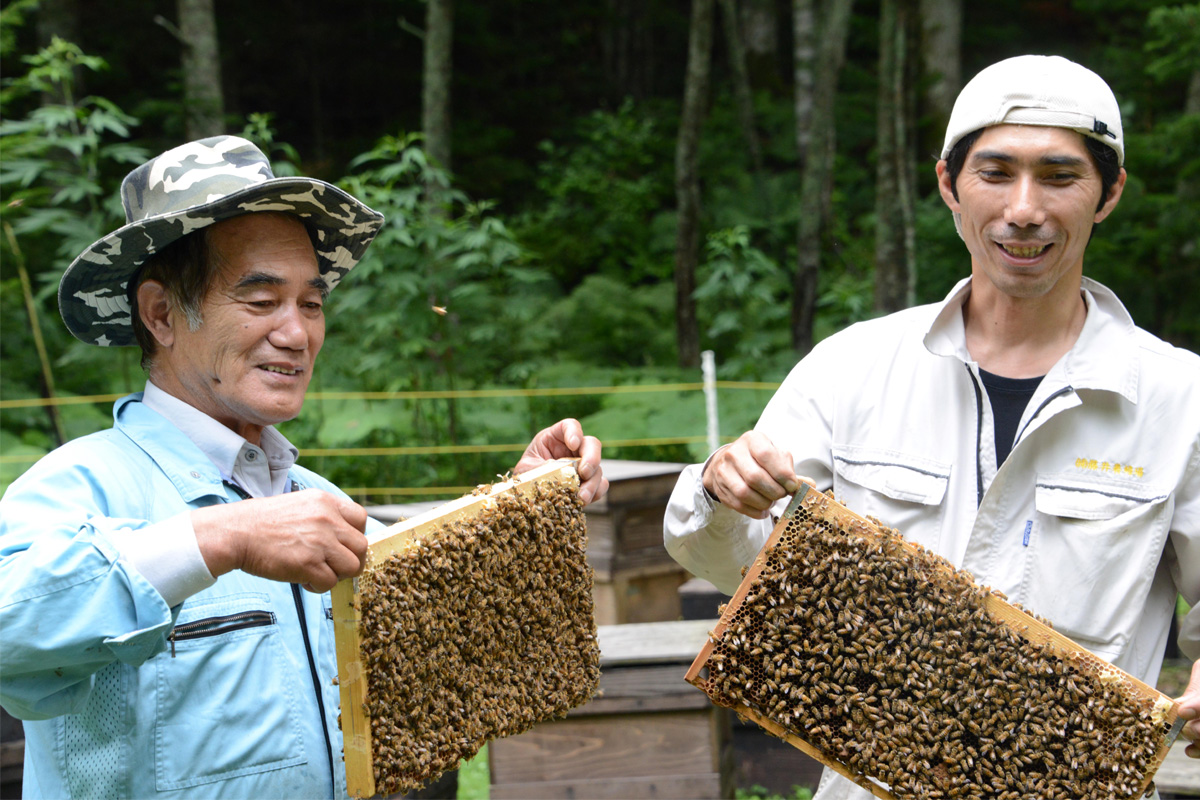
935,160,959,212
1095,167,1127,224
137,280,175,349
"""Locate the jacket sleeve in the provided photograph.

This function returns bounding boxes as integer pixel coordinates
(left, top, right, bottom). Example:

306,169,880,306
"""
663,339,843,595
0,444,178,721
663,463,774,594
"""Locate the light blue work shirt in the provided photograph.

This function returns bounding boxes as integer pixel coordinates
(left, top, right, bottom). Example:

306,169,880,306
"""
0,393,382,799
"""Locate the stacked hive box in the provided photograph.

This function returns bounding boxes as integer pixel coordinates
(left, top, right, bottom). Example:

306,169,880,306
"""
489,620,735,800
687,485,1183,800
583,460,691,625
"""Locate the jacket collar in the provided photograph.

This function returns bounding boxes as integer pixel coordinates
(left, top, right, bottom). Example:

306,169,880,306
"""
112,393,230,503
923,276,1139,403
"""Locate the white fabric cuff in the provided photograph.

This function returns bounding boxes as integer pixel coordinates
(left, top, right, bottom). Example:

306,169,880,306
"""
108,512,217,608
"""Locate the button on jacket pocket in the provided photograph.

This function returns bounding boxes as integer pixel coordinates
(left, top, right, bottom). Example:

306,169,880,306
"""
831,445,952,548
1024,473,1171,662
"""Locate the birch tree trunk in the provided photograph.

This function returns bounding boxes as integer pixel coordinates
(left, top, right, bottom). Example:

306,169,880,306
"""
792,0,854,353
874,0,918,313
918,0,961,157
674,0,716,369
719,0,767,213
178,0,225,139
423,0,454,172
741,0,781,90
720,0,764,175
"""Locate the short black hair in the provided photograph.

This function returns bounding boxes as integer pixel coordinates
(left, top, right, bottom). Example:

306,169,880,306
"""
943,127,1121,213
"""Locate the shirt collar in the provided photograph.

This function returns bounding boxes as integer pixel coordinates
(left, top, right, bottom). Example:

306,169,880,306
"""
141,381,299,497
922,276,1139,401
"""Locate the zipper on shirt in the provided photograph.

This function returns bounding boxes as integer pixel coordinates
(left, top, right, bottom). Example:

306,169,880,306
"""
169,611,277,657
1013,385,1075,448
293,583,337,795
223,478,335,793
965,364,985,507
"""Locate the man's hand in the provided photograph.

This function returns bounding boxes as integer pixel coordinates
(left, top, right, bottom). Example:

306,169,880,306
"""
192,489,370,593
1180,658,1200,759
703,431,805,519
514,418,607,505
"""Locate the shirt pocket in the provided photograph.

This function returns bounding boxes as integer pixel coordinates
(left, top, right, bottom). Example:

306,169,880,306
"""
155,592,307,791
830,445,951,549
1024,474,1171,662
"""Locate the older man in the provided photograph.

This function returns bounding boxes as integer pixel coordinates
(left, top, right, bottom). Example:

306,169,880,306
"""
664,55,1199,798
0,136,606,799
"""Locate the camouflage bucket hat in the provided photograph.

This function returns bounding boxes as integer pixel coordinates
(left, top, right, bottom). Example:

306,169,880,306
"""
58,135,385,346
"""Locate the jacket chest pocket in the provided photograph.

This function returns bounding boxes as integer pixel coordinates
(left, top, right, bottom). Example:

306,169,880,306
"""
1023,475,1172,662
154,592,307,791
831,445,951,550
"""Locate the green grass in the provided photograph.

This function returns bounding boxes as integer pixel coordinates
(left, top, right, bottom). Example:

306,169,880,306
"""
736,786,814,800
456,745,489,800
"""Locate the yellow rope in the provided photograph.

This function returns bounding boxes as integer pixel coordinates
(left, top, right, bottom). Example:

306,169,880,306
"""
0,435,721,465
0,381,779,410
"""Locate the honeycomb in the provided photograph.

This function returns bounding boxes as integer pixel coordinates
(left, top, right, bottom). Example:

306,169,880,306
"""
346,472,600,796
688,487,1178,800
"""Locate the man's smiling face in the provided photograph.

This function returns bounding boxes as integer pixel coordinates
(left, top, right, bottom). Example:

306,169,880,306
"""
938,124,1121,301
157,212,327,443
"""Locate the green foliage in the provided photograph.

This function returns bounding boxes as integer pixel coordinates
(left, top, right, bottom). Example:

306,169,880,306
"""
1145,4,1200,82
695,225,791,376
327,133,550,392
0,34,147,492
3,2,1199,500
736,784,815,800
239,113,303,177
456,744,489,800
1079,4,1200,351
514,99,677,287
541,275,676,368
0,0,40,57
284,133,564,494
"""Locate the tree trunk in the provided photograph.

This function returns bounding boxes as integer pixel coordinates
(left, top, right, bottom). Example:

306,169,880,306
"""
740,0,782,92
1186,69,1200,115
178,0,225,139
719,0,767,206
874,0,918,313
792,0,854,353
918,0,961,164
423,0,454,172
674,0,716,369
792,0,815,164
603,0,654,101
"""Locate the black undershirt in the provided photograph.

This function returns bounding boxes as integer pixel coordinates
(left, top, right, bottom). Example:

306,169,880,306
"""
978,369,1044,468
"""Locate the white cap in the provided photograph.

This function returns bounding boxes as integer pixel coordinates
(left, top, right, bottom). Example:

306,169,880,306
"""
942,55,1123,166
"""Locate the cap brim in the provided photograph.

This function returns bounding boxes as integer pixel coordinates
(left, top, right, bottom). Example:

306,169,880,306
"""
59,177,384,346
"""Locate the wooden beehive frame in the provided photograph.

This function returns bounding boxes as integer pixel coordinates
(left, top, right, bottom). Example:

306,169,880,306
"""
333,459,582,799
685,484,1182,799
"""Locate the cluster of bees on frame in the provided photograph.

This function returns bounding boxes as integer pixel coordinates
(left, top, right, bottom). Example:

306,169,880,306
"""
353,478,600,795
695,499,1173,800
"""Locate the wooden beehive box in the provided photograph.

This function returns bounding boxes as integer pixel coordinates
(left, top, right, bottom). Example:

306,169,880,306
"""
583,460,691,626
333,460,600,798
489,619,735,800
686,484,1184,800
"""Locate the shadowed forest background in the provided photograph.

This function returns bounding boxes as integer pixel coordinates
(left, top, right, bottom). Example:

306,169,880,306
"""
2,0,1198,501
